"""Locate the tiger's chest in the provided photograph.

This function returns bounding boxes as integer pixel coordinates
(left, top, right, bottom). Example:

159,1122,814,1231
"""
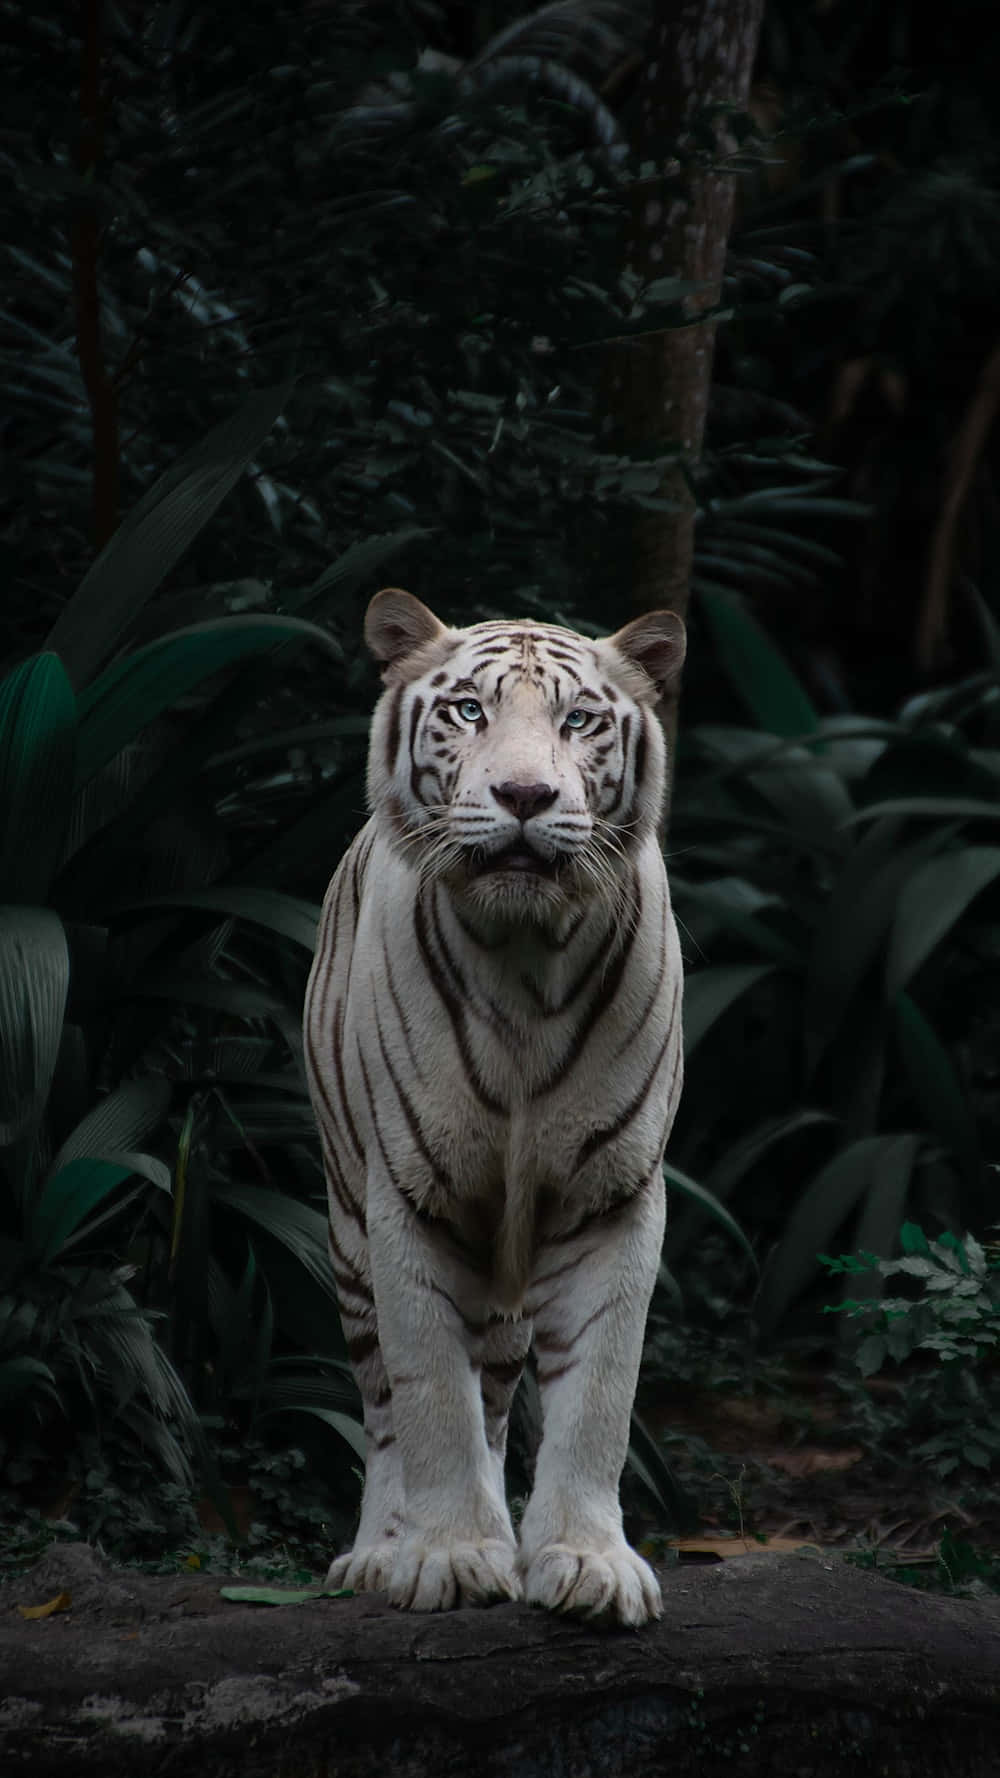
336,842,681,1214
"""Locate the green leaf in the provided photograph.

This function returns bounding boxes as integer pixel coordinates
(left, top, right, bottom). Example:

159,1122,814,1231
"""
843,798,1000,827
286,528,433,616
627,1411,698,1534
219,1585,353,1605
0,907,69,1148
662,1163,757,1268
804,820,949,1072
698,586,820,737
115,888,320,953
683,963,778,1057
27,1157,139,1265
900,1221,930,1255
49,1076,172,1174
887,847,1000,995
668,1110,836,1263
0,655,76,903
849,1133,922,1304
45,381,296,688
258,1402,367,1462
755,1137,900,1336
212,1181,339,1304
75,616,339,785
0,1356,60,1403
893,994,979,1187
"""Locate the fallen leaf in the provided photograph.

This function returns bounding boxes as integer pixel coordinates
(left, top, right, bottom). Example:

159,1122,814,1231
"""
669,1537,824,1562
219,1584,353,1606
18,1591,72,1620
184,1553,202,1570
769,1446,864,1479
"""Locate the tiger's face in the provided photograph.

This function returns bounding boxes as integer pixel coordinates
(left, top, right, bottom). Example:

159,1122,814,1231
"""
365,590,686,921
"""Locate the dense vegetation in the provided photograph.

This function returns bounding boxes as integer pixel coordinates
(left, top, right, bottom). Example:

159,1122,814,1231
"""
2,0,999,1574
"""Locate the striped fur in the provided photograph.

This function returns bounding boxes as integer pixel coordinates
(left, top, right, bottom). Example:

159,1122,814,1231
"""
303,588,685,1625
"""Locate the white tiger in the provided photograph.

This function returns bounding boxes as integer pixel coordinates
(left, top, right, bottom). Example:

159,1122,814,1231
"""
303,588,685,1626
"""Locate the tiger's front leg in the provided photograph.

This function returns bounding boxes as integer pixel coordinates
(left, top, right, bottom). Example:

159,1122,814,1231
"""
518,1172,666,1627
367,1170,522,1610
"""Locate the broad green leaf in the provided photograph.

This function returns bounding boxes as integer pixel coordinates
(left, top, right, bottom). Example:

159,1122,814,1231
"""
628,1411,698,1534
75,616,339,785
212,1181,339,1303
258,1401,367,1462
683,963,777,1057
671,875,800,965
27,1157,138,1264
0,655,76,902
286,528,433,615
0,1356,60,1402
804,820,949,1072
893,993,980,1187
842,797,1000,827
668,1110,836,1262
219,1585,353,1605
49,1076,171,1174
663,1163,757,1267
755,1137,897,1336
887,847,1000,995
0,907,69,1147
116,888,320,953
45,381,295,688
698,586,820,737
848,1133,922,1304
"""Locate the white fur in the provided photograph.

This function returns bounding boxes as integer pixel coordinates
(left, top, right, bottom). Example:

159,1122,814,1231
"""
304,597,684,1625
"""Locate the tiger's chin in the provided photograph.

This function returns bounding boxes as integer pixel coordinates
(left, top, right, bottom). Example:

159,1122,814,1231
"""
459,860,569,925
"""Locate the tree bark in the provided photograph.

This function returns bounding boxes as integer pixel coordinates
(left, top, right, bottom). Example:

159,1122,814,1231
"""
600,0,765,811
4,1542,1000,1777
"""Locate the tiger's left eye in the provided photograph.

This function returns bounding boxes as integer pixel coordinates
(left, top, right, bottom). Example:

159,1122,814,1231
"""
456,698,484,723
563,709,590,731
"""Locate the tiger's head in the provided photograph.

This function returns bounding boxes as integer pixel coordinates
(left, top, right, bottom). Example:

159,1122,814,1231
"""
365,589,686,923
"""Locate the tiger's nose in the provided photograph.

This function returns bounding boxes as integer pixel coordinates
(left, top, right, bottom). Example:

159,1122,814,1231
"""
491,780,558,821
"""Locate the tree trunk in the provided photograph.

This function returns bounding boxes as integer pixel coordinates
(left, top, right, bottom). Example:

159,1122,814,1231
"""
601,0,765,807
5,1542,1000,1777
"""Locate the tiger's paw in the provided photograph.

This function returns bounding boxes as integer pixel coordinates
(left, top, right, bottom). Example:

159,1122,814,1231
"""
326,1540,399,1595
387,1537,521,1611
520,1541,662,1627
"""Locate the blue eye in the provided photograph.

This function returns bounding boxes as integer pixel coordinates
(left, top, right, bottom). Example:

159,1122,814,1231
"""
564,709,589,731
456,698,483,723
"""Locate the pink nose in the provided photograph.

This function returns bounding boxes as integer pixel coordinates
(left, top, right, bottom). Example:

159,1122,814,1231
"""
491,781,558,822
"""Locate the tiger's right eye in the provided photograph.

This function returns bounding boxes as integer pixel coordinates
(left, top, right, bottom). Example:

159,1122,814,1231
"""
456,698,484,723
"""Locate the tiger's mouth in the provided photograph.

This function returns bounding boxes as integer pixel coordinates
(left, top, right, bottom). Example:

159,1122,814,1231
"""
471,842,559,880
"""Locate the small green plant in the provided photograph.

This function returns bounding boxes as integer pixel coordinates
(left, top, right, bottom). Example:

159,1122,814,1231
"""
822,1221,1000,1476
822,1220,1000,1372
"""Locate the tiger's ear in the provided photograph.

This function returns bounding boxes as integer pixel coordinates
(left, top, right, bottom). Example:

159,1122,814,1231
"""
608,609,686,700
365,588,447,679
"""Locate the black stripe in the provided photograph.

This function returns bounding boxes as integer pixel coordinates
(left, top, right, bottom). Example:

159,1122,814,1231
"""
372,998,453,1193
530,870,641,1098
613,905,672,1058
332,1000,366,1162
534,1299,612,1355
383,941,422,1077
574,1017,675,1169
414,890,505,1113
407,694,426,804
345,1327,380,1364
320,1131,367,1234
385,684,404,776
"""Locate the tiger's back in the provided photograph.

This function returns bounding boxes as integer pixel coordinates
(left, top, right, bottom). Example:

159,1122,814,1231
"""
304,588,685,1625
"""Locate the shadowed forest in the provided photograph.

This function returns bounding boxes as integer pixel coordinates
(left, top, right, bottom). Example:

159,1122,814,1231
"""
3,0,1000,1598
